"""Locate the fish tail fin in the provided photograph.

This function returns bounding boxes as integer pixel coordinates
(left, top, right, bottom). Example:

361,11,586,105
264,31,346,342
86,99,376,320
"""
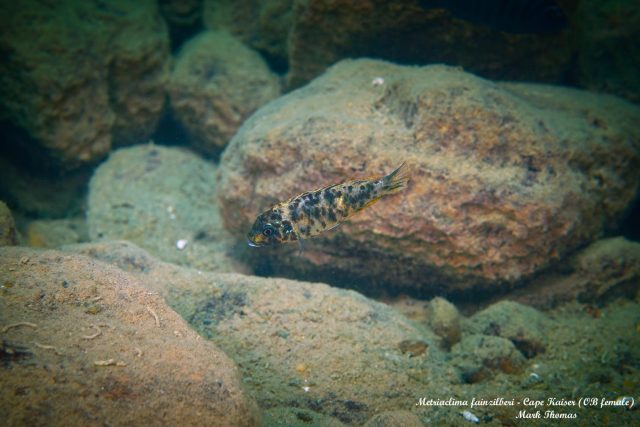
381,162,410,195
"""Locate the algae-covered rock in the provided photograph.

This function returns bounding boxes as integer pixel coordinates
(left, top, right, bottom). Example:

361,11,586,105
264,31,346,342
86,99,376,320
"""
572,237,640,301
87,144,247,273
463,301,548,358
23,218,88,248
204,0,571,90
0,0,169,168
0,246,259,426
218,58,640,295
0,201,18,246
451,334,526,383
203,0,293,72
169,31,280,153
67,240,446,425
426,297,462,349
363,410,425,427
262,407,346,427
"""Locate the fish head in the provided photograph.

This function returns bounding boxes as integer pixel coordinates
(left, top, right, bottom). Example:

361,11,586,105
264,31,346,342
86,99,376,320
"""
247,210,284,247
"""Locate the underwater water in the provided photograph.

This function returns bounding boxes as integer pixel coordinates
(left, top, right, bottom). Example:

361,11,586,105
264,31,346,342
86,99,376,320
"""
1,0,639,426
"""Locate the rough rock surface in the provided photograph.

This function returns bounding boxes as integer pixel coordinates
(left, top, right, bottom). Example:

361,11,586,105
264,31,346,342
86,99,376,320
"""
204,0,572,90
285,0,573,89
262,407,346,427
169,31,280,153
463,301,549,358
0,201,17,246
68,240,448,425
23,218,88,248
425,297,462,349
0,247,259,426
66,240,640,426
451,334,526,383
0,0,169,168
203,0,293,72
503,237,640,308
88,144,246,273
363,410,425,427
218,58,640,295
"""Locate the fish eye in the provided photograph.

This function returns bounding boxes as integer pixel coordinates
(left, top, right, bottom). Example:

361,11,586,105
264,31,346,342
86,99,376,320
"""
262,224,275,237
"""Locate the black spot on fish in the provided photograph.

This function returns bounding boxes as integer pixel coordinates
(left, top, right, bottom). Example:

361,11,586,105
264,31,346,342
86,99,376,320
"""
336,191,342,197
321,207,326,216
320,220,327,228
347,185,353,192
323,189,335,205
270,212,282,221
328,209,337,222
313,207,321,218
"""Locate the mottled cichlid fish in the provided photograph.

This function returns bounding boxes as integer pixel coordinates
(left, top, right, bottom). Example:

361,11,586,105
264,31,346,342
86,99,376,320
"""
247,163,409,252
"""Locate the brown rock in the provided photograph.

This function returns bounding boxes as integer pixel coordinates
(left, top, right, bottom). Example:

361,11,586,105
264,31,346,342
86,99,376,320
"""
87,145,247,273
67,240,447,425
463,301,549,358
574,0,640,103
494,237,640,308
451,334,526,383
169,30,281,153
0,201,18,246
207,0,572,90
426,297,462,349
24,218,88,248
0,247,259,426
204,0,573,90
0,0,169,168
203,0,293,72
218,59,640,295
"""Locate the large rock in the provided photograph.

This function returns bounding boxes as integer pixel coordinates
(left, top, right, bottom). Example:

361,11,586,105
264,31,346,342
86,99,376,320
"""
574,0,640,103
0,247,259,426
203,0,293,72
204,0,572,90
68,240,448,425
503,237,640,308
218,59,640,295
0,0,169,168
0,201,18,246
66,241,640,427
0,157,89,217
88,144,247,273
169,31,280,153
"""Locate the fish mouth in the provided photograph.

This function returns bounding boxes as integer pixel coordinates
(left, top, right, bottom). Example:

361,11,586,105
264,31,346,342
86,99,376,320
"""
247,237,263,248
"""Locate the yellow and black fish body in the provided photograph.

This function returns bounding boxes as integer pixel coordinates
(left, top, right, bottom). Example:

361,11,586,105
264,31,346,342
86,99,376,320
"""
247,163,409,250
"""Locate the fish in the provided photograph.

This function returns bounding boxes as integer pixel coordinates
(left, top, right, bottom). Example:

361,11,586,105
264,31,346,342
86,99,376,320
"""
420,0,569,34
247,162,409,252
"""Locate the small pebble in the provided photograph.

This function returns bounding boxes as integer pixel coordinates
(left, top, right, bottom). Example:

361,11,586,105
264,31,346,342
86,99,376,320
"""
398,339,428,357
461,410,479,423
371,76,384,86
176,239,188,250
